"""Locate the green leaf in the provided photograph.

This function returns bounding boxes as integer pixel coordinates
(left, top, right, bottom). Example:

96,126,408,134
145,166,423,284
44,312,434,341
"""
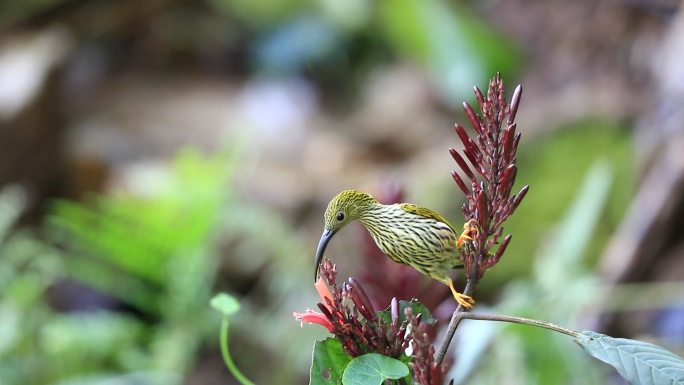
342,353,409,385
210,293,240,316
377,299,435,326
576,330,684,385
311,338,353,385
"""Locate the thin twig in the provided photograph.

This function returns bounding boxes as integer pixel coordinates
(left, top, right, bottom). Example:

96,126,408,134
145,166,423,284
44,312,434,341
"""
435,304,580,364
454,312,579,337
434,279,478,364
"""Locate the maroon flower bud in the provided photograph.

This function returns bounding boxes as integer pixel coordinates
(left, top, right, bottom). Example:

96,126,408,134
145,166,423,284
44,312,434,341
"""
451,74,528,279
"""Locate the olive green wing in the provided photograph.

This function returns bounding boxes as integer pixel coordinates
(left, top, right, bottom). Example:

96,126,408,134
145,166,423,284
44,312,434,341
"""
399,203,457,233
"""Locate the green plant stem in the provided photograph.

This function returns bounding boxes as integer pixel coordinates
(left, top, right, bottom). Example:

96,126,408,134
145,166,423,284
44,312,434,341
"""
435,305,580,365
220,317,256,385
454,312,579,337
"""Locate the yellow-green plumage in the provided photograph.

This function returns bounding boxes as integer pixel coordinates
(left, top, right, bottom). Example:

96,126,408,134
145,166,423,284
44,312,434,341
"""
315,190,474,307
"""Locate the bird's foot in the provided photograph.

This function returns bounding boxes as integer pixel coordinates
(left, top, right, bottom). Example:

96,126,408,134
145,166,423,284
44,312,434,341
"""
449,280,475,309
456,219,480,248
453,292,475,309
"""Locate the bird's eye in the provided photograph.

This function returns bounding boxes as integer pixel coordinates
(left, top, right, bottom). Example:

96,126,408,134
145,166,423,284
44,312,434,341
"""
336,212,345,221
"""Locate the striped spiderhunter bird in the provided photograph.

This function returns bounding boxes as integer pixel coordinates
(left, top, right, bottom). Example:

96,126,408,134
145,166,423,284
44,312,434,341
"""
314,190,478,308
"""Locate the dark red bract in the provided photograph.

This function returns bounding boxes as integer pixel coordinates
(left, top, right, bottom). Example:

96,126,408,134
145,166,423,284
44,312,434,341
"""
294,259,451,384
450,74,528,279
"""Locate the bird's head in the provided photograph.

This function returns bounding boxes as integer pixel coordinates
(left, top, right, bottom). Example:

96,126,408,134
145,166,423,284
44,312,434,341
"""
314,190,377,280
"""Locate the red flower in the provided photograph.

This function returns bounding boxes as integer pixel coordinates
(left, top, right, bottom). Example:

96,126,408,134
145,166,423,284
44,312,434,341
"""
293,260,409,358
450,74,527,279
293,278,336,332
293,309,335,332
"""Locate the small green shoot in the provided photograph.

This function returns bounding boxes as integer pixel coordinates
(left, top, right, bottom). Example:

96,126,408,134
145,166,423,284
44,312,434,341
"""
210,293,255,385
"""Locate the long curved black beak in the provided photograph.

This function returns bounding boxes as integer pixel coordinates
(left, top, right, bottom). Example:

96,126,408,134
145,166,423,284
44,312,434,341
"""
314,229,335,281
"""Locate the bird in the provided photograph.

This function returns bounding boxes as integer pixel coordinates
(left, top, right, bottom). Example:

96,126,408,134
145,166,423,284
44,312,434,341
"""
314,190,477,309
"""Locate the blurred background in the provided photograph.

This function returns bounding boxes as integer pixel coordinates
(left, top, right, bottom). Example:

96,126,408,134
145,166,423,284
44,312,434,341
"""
1,0,683,384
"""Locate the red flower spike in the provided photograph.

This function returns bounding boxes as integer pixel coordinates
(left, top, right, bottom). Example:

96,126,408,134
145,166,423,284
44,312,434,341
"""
295,258,445,372
451,75,528,279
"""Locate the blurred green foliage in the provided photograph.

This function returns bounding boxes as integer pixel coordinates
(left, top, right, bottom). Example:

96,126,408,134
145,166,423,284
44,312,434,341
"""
210,0,311,27
378,0,519,104
0,0,64,26
216,0,518,104
45,148,237,377
486,119,634,288
0,146,310,385
48,149,235,316
0,186,68,385
0,0,649,383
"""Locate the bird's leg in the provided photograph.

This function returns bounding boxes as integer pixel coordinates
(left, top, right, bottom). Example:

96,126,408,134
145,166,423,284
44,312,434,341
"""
456,219,479,248
449,279,474,309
